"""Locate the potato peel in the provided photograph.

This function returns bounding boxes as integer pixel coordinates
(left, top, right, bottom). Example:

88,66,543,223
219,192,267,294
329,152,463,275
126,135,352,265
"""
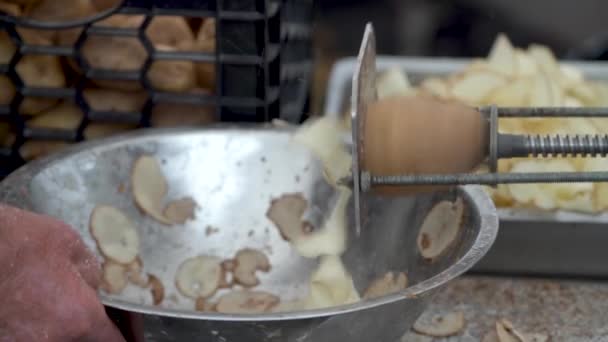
175,255,224,299
215,291,279,314
417,198,464,260
126,257,149,288
163,197,197,225
266,193,311,242
233,248,271,287
412,311,466,338
132,155,198,225
149,274,164,306
90,205,139,265
495,319,549,342
131,155,172,224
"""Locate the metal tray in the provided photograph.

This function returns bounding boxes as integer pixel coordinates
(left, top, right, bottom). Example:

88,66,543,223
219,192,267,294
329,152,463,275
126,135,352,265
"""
324,56,608,278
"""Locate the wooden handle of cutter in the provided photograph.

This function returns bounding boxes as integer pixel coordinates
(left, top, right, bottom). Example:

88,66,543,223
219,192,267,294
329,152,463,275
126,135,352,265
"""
362,95,489,195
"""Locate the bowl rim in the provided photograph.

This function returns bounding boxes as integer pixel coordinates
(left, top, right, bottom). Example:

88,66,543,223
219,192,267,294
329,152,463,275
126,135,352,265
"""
0,126,499,321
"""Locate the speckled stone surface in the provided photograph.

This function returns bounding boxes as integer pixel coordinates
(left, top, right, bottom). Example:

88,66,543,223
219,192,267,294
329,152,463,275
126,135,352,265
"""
401,276,608,342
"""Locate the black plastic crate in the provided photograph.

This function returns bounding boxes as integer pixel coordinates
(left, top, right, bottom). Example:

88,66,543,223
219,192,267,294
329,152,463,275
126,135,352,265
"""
0,0,313,178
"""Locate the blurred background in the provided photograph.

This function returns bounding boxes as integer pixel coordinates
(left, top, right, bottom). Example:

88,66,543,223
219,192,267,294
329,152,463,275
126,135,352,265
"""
311,0,608,112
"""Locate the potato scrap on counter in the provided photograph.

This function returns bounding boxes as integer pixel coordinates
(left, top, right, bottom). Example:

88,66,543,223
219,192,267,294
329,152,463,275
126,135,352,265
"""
482,319,549,342
412,311,466,338
375,33,608,214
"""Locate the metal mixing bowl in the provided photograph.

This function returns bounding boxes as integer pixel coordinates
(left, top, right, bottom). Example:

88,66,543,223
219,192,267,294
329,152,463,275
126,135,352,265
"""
0,126,498,342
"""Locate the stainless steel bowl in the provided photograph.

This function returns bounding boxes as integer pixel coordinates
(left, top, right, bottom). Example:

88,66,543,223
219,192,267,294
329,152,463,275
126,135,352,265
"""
0,126,498,342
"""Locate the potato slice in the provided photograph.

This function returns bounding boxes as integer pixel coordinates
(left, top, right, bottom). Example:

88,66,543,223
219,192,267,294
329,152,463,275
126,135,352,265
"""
163,197,197,225
215,291,279,314
449,71,507,105
131,155,172,225
527,44,560,78
420,77,450,99
90,205,140,264
514,49,538,77
175,255,223,299
363,271,408,299
529,72,562,107
486,33,517,77
412,311,466,337
266,193,311,242
377,68,413,100
508,160,593,210
233,248,271,287
417,198,464,260
487,78,533,107
101,261,128,294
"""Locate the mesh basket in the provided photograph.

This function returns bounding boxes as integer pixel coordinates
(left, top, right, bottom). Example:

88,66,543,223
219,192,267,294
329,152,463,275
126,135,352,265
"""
0,0,313,177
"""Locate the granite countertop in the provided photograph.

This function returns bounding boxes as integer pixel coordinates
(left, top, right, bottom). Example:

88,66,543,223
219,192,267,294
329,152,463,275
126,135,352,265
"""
402,276,608,342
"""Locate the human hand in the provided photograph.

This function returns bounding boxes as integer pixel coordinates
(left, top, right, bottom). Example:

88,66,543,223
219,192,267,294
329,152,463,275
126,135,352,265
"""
0,204,125,342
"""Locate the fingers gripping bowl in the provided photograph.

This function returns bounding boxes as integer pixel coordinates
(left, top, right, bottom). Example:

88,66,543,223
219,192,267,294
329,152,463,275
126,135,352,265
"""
0,123,498,342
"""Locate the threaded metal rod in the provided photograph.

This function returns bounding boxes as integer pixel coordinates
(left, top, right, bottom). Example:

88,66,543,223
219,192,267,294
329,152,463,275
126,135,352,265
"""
369,172,608,186
525,134,608,157
479,106,608,117
498,133,608,158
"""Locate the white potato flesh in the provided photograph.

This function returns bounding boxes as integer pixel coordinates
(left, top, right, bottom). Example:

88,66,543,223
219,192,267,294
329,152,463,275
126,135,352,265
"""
450,71,507,105
486,33,517,76
377,68,413,100
291,188,350,258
